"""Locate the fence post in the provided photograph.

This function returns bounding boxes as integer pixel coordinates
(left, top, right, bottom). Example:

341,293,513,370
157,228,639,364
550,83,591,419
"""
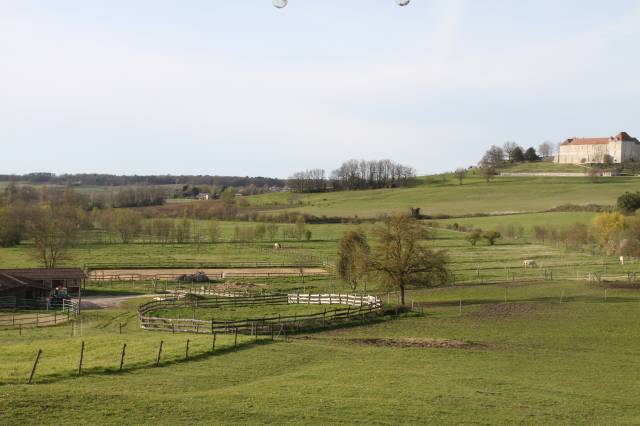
156,340,164,367
78,341,85,376
119,343,127,371
28,349,42,384
234,327,238,347
212,332,217,352
185,339,190,360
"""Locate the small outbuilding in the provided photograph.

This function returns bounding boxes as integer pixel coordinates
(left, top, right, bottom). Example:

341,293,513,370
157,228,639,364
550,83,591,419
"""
0,268,86,300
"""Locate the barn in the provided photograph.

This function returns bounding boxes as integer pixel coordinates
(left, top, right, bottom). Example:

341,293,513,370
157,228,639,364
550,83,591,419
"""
0,268,86,300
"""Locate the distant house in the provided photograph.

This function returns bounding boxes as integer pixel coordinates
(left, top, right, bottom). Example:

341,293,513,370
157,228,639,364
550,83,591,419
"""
0,269,85,300
558,131,640,164
196,193,211,200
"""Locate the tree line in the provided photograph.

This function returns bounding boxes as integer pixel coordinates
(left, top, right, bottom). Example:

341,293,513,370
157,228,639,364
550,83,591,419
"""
288,159,416,193
465,141,557,182
0,173,285,188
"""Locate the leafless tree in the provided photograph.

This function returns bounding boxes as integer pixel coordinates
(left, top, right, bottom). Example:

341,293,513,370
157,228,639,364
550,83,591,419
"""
479,145,505,167
538,142,554,158
27,204,80,268
503,141,518,162
454,168,467,185
369,214,449,305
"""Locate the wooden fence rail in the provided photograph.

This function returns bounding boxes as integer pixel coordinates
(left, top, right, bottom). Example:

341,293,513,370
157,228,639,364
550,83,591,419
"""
138,293,383,335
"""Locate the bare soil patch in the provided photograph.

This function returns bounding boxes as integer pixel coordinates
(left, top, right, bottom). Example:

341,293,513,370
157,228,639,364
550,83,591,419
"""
349,337,479,349
467,303,551,319
213,281,262,290
599,283,640,290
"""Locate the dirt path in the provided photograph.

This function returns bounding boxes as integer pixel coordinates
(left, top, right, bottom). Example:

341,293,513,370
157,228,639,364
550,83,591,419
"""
76,294,159,310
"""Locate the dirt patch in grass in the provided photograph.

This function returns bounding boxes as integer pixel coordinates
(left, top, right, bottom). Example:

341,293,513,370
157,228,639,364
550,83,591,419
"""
349,337,479,349
214,281,262,290
467,303,551,319
599,282,640,290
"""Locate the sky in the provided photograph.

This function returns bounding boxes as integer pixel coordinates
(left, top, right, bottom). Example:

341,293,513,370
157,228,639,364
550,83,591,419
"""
1,0,639,178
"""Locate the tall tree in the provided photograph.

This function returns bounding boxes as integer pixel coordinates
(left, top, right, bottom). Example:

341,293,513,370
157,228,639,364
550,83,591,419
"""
503,141,519,162
27,204,80,268
112,209,142,243
538,142,553,158
512,146,525,162
524,147,540,162
479,145,505,167
369,214,449,305
337,230,371,293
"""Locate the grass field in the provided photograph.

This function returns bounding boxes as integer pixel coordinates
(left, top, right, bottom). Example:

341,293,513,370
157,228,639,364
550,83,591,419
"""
3,281,640,424
435,211,597,237
152,302,331,321
4,175,640,424
248,175,640,217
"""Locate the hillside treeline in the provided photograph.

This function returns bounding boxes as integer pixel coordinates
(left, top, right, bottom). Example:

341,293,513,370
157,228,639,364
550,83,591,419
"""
288,159,416,193
2,181,167,210
0,173,285,188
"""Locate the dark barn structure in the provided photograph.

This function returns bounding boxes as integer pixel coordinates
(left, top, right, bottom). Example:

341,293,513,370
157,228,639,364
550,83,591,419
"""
0,268,85,300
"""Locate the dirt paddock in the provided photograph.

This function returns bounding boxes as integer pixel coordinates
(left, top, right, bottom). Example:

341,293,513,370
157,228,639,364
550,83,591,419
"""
89,267,329,281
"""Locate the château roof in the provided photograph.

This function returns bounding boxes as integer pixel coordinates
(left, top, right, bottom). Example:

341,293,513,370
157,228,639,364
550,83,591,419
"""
561,131,639,146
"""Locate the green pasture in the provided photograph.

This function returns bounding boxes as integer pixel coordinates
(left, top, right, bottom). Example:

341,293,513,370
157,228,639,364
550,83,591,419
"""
434,211,596,237
3,280,640,424
1,223,636,285
248,175,640,217
152,302,331,321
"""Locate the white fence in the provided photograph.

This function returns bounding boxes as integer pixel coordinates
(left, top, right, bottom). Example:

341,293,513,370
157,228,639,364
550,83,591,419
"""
287,293,382,308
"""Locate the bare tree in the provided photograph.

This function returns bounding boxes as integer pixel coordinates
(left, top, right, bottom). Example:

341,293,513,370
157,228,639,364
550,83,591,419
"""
479,145,505,167
27,204,80,268
454,168,467,185
369,214,449,305
207,220,221,243
479,165,497,183
538,142,553,158
503,141,518,162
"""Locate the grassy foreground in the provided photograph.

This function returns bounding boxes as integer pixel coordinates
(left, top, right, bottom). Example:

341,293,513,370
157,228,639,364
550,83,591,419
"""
2,281,640,424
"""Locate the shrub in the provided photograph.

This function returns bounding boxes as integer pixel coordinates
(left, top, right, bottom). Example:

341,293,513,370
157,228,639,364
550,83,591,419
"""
464,230,482,246
617,191,640,214
482,230,501,246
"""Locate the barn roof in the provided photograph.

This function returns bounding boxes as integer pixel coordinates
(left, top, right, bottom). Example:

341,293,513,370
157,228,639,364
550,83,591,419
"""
0,268,86,281
0,273,48,292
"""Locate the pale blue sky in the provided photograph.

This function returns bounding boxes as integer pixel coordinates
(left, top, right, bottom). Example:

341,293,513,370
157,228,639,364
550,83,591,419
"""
1,1,639,177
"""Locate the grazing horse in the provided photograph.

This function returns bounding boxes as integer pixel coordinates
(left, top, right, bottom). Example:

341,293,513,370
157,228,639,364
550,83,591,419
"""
274,243,282,250
523,259,537,268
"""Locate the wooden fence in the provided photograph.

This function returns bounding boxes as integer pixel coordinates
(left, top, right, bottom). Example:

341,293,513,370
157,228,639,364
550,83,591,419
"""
138,293,383,335
89,270,329,282
0,297,78,330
